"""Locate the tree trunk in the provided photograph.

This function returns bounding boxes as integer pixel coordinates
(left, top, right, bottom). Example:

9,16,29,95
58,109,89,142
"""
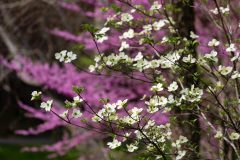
176,1,201,159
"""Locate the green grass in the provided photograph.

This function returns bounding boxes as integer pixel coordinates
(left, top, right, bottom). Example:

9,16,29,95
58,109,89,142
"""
0,144,79,160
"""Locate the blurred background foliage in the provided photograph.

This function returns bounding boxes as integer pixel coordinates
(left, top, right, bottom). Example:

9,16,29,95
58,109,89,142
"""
1,0,238,159
0,0,145,159
0,0,99,159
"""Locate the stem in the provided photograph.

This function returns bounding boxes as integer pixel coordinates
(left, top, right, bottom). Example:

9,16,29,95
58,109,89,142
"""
213,0,240,99
138,129,168,160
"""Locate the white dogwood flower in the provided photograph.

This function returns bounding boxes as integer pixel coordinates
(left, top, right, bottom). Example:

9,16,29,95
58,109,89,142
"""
119,41,130,51
161,36,169,43
151,83,163,92
55,50,77,63
158,96,168,106
40,100,53,112
116,99,128,109
121,13,133,22
60,110,69,118
231,71,240,79
226,43,236,52
204,50,218,62
107,139,121,149
178,136,188,143
97,36,108,43
147,105,159,113
130,107,143,119
168,81,178,92
103,103,117,115
176,150,186,160
95,27,110,43
133,52,143,61
98,27,110,34
152,20,166,30
208,39,220,47
210,8,219,15
66,51,77,63
72,109,82,118
126,144,138,152
142,24,152,34
190,31,199,39
55,50,66,62
150,1,162,11
89,65,96,72
31,91,42,100
182,55,196,63
72,96,83,107
218,65,232,75
220,5,230,14
210,5,229,15
214,130,223,139
121,29,134,39
229,132,240,140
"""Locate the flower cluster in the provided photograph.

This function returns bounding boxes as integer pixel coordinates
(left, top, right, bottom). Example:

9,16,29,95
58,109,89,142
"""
34,0,240,159
55,50,77,63
95,27,110,43
92,97,188,159
210,5,229,15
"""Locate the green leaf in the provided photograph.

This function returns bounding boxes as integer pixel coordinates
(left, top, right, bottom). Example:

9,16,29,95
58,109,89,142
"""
72,86,85,94
110,4,121,13
99,98,110,104
101,7,109,12
64,100,73,108
142,36,154,45
81,24,98,33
